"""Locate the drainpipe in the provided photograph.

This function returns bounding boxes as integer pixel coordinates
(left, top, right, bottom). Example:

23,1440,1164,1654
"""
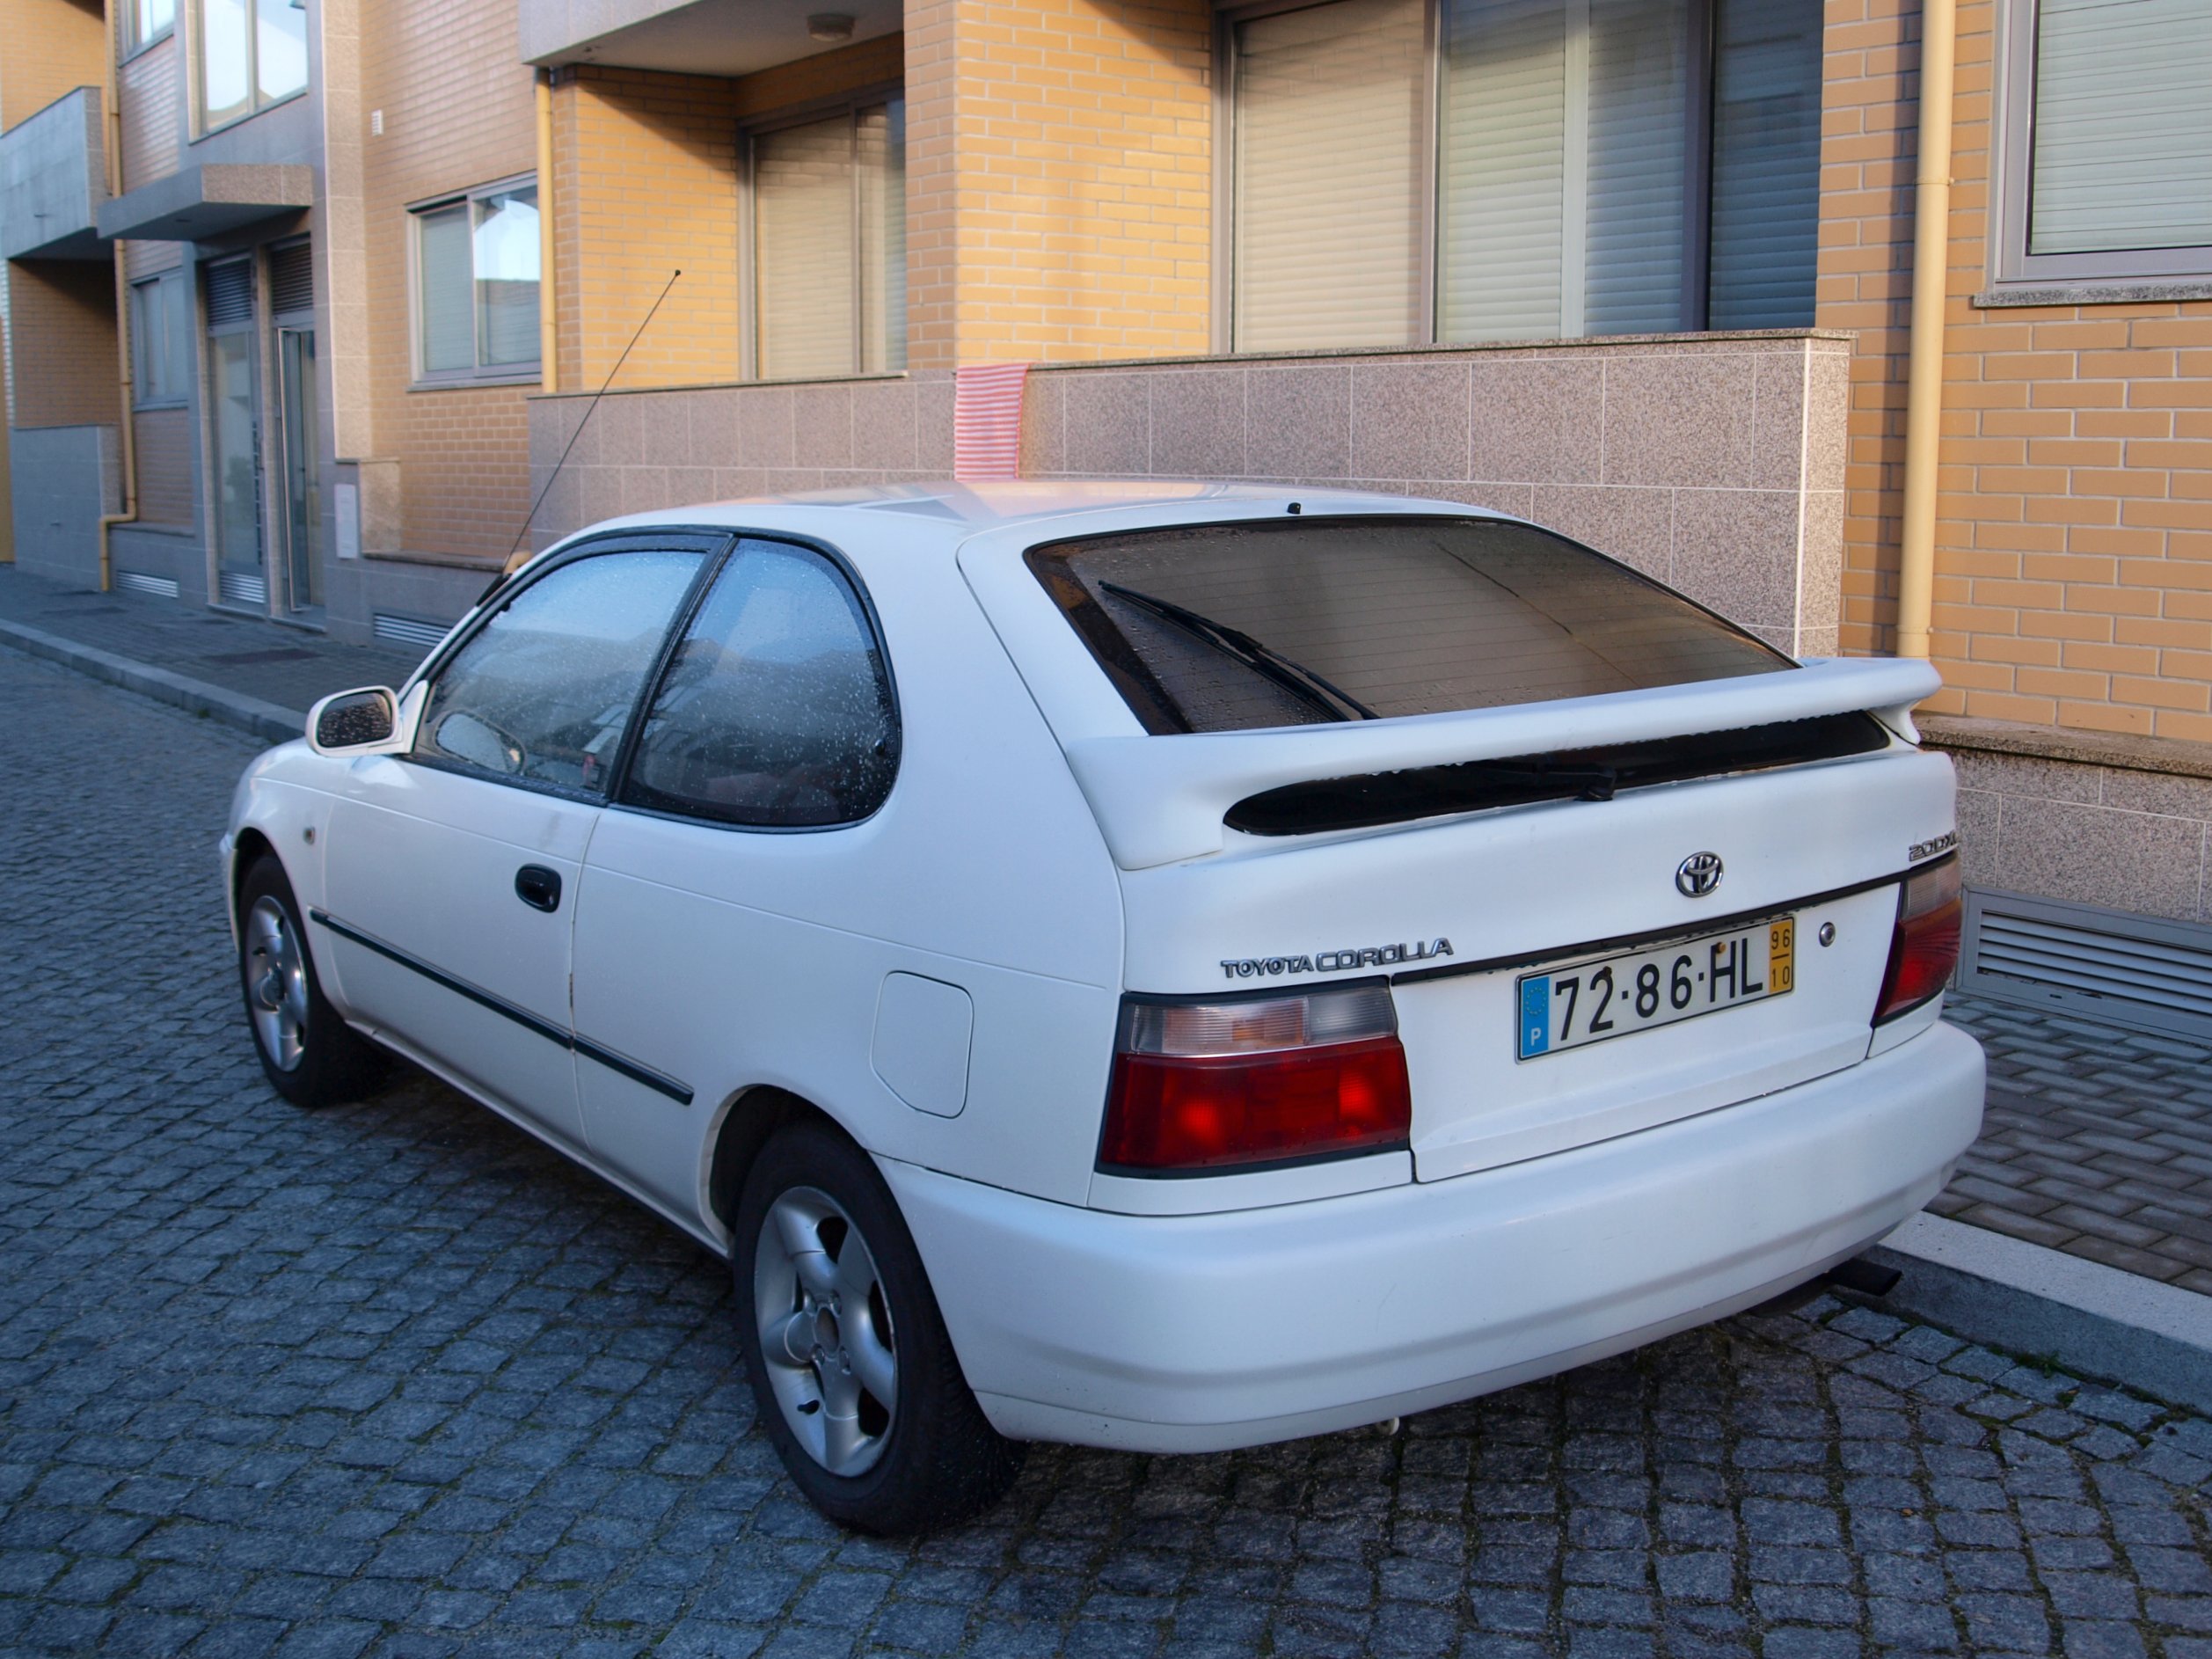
95,0,140,594
536,69,557,394
1894,0,1957,661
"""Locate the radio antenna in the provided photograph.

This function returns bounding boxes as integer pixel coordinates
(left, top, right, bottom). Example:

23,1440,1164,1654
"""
500,267,683,575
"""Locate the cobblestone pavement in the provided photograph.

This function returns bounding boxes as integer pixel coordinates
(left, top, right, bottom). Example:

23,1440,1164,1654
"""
1936,1001,2212,1295
0,564,425,714
4,647,2212,1659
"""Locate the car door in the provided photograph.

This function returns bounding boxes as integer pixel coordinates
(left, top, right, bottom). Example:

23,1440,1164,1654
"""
317,539,718,1146
570,537,902,1211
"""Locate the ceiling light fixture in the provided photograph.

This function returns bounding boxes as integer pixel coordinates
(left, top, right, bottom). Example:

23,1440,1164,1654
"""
807,12,855,42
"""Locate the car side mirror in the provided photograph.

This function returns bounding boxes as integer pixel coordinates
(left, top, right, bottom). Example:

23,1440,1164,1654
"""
307,685,407,756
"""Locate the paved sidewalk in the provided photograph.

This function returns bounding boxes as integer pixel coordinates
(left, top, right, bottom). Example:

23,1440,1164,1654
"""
0,564,426,720
3,559,2210,1305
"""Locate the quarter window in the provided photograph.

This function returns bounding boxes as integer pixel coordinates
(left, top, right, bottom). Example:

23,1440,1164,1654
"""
196,0,308,132
1992,0,2212,289
130,271,191,406
751,101,907,379
413,180,542,382
415,551,705,794
1229,0,1825,350
622,541,899,828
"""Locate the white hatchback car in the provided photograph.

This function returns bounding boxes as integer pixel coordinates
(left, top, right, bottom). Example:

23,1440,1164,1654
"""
224,483,1983,1533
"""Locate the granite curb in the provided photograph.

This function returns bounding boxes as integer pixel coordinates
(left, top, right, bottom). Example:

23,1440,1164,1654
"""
0,616,303,747
1868,1212,2212,1417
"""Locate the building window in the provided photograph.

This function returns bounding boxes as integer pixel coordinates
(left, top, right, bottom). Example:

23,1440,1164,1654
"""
130,271,191,406
128,0,176,51
1991,0,2212,290
749,99,906,380
196,0,308,133
411,179,540,384
1227,0,1824,352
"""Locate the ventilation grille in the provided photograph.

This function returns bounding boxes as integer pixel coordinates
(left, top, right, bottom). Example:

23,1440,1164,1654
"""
270,242,314,318
1962,888,2212,1041
374,611,453,650
204,260,254,328
218,568,267,607
113,570,181,599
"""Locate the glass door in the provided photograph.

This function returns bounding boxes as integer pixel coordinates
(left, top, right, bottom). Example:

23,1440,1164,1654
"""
277,326,321,612
209,329,265,609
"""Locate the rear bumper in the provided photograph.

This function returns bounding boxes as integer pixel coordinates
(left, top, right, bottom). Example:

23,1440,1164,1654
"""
881,1020,1984,1453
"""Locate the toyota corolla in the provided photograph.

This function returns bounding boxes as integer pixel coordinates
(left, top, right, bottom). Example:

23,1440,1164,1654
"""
222,483,1983,1534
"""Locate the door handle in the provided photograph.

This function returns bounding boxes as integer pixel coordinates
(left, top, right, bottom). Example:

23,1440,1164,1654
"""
515,865,562,913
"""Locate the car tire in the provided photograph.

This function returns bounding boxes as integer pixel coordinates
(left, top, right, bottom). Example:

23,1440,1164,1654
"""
734,1118,1024,1534
237,855,385,1108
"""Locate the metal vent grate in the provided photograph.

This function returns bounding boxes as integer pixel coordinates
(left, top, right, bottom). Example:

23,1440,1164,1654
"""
113,570,180,599
373,611,453,650
218,568,267,607
204,259,254,328
1961,888,2212,1041
269,241,314,318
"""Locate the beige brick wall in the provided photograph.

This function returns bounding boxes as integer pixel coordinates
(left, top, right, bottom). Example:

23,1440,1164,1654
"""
359,0,537,559
557,66,741,395
0,0,104,133
7,259,115,428
1819,0,2212,743
116,30,179,192
906,0,1212,369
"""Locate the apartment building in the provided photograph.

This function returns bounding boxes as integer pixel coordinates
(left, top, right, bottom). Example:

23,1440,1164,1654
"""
1,0,2207,1029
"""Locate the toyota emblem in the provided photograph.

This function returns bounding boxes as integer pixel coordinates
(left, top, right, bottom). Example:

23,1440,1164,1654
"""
1675,851,1724,897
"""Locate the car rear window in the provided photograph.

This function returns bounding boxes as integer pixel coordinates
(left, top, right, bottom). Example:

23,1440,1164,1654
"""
1026,515,1792,734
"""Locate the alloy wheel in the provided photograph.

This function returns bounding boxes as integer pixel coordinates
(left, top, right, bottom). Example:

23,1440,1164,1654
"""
245,895,310,1073
753,1186,899,1477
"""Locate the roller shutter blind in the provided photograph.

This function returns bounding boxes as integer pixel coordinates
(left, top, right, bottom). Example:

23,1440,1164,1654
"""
2028,0,2212,256
854,102,907,374
1440,0,1689,342
417,203,473,375
269,241,313,318
1232,0,1427,353
755,104,906,379
1706,0,1821,328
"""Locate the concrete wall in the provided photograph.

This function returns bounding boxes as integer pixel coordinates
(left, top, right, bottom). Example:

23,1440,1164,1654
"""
9,421,113,584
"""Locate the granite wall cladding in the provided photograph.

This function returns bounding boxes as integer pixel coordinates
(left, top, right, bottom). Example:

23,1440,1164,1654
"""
1945,747,2212,925
522,332,1850,656
1025,333,1852,659
8,425,117,588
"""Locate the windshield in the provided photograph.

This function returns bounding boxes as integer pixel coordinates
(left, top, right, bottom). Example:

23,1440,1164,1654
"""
1026,515,1793,734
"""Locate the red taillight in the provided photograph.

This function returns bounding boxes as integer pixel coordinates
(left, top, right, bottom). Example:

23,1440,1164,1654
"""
1098,984,1413,1173
1874,858,1963,1023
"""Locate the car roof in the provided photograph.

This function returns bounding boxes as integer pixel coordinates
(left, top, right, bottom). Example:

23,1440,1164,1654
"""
544,480,1521,555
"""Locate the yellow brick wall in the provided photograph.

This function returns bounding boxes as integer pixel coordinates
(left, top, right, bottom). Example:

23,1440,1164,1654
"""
7,259,115,428
557,66,741,392
1820,0,2212,742
906,0,1213,369
360,0,537,559
0,0,103,133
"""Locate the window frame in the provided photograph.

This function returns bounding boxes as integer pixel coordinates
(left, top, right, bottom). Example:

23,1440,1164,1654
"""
126,0,176,56
405,172,543,390
1211,0,1807,353
1986,0,2212,299
129,268,192,408
739,84,908,384
613,534,906,833
189,0,309,138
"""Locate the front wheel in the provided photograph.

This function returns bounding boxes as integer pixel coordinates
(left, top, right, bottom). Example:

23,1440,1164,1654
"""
734,1119,1022,1533
237,856,384,1107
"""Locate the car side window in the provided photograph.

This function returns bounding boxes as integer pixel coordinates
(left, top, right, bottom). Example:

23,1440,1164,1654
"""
414,549,705,793
620,539,898,828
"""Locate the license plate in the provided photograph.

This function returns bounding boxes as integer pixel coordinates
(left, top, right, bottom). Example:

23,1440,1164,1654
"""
1516,917,1795,1060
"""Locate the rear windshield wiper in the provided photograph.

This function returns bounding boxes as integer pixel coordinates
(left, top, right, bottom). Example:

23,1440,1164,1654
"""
1099,582,1379,724
1459,757,1618,801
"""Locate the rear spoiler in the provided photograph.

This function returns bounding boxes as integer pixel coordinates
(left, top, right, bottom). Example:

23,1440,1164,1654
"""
1062,657,1944,870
